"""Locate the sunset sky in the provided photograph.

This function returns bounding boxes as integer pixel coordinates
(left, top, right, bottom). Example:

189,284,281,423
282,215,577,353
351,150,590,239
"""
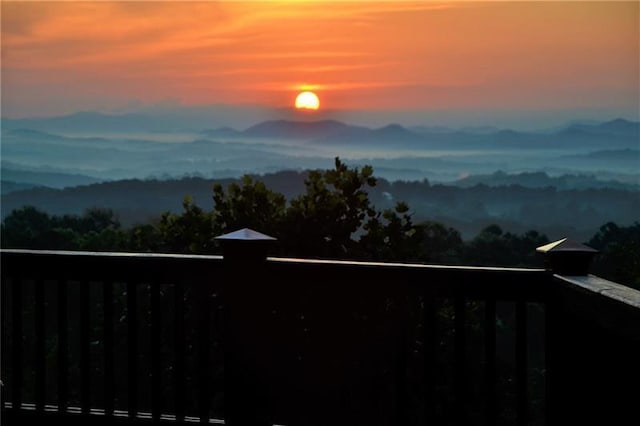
1,1,638,127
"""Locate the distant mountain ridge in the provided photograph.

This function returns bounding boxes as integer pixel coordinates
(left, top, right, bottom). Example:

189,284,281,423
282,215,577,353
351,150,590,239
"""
1,181,44,195
242,119,363,139
564,118,640,136
203,119,428,144
199,117,640,150
1,166,104,190
2,113,638,186
4,111,638,143
453,170,639,191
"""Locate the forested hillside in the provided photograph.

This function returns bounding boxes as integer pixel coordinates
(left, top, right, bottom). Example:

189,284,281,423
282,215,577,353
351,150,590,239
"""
2,167,637,241
2,159,638,289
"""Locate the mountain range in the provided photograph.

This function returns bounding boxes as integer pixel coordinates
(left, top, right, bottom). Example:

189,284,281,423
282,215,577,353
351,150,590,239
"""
1,112,638,242
200,117,639,149
1,112,638,189
3,112,638,148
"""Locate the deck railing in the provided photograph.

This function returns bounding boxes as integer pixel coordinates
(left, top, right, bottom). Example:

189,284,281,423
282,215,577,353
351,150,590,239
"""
1,237,639,425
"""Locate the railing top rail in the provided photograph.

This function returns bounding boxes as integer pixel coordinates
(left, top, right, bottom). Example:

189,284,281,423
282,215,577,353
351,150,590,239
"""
553,274,640,341
2,249,546,274
270,255,547,273
554,274,640,310
1,249,552,300
0,248,224,261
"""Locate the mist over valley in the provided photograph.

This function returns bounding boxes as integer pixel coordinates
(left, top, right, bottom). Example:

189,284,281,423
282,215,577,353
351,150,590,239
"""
2,112,638,242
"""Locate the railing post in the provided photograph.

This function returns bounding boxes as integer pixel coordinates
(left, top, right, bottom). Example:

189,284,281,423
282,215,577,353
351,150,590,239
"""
537,238,600,424
216,228,276,426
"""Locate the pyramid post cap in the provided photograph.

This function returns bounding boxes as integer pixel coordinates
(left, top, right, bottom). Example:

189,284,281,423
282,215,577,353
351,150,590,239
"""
536,238,598,275
536,238,598,254
214,228,277,242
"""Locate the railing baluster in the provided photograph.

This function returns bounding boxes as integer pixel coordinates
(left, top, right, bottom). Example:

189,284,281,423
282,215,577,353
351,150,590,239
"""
103,281,115,416
197,284,211,423
58,279,68,413
545,300,555,425
80,280,91,414
454,295,466,426
0,278,8,411
516,301,528,426
484,298,497,426
422,291,437,425
174,282,186,421
395,294,409,426
11,278,23,411
151,283,162,421
35,279,46,411
127,281,138,419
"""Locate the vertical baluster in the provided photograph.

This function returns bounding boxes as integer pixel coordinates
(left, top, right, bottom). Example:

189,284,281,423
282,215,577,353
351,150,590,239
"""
103,281,115,416
11,279,22,411
35,279,46,411
0,278,8,411
395,293,409,426
174,282,186,421
58,280,68,413
151,283,162,421
454,295,466,426
516,301,528,426
80,281,91,414
484,298,497,426
545,300,555,425
197,284,211,423
422,290,437,425
127,281,138,419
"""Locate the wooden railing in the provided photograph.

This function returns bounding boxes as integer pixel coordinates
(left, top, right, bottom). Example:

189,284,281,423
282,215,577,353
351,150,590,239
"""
1,241,639,425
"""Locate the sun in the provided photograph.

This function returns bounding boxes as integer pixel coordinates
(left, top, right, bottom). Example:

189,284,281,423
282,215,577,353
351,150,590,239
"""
295,91,320,110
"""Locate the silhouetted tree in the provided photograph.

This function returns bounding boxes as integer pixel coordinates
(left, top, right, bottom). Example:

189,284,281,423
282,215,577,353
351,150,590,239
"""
212,175,286,238
360,201,424,261
417,221,464,264
464,225,549,267
588,222,640,289
1,206,54,248
156,196,217,253
6,164,638,291
1,206,125,250
283,157,378,258
129,223,164,253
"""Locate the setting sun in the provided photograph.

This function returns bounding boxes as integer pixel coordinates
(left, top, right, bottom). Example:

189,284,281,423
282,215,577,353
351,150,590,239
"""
295,91,320,110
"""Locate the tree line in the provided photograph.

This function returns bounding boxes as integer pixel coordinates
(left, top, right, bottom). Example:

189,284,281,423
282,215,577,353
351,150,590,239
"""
2,158,638,288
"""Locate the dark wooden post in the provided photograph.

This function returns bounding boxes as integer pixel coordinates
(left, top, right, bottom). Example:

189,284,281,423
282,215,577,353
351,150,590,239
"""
537,238,598,424
216,228,276,426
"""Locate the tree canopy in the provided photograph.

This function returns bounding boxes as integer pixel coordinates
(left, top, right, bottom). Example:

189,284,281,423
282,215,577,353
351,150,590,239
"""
2,158,636,288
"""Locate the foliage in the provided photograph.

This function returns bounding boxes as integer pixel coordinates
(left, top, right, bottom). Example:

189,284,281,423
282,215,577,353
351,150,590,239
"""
0,206,125,251
2,159,638,288
4,169,637,241
463,225,549,267
283,158,378,258
588,222,640,289
212,175,286,238
360,201,423,261
1,206,56,249
156,196,217,254
417,221,464,264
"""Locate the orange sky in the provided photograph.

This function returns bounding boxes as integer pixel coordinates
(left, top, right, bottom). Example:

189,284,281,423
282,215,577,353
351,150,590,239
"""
1,1,638,122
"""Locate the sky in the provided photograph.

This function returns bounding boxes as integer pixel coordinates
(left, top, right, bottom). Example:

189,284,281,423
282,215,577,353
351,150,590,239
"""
1,1,639,128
